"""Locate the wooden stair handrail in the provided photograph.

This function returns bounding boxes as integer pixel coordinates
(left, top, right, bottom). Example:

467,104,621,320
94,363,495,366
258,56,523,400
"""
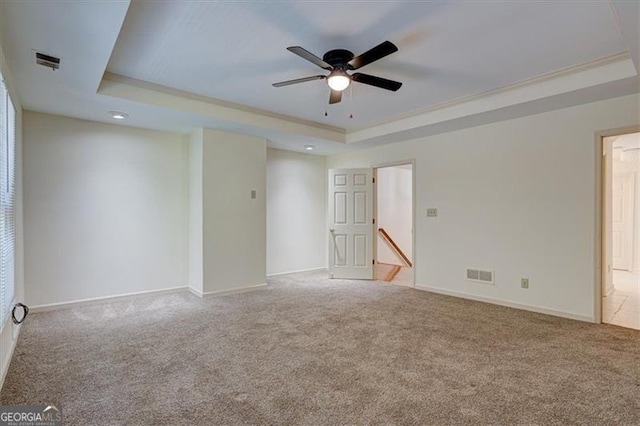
378,228,412,267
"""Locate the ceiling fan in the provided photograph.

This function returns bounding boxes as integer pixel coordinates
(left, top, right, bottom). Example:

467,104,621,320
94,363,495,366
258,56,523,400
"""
272,41,402,105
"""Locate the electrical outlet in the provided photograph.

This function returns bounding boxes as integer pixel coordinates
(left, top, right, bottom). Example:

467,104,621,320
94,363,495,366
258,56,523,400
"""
521,278,529,289
427,208,438,217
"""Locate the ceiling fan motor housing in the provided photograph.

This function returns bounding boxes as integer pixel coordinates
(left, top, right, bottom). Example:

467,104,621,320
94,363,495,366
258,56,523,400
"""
323,49,354,69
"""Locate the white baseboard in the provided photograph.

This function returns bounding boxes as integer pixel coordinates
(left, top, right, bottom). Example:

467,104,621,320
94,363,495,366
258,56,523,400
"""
0,324,20,393
414,284,594,323
189,283,267,298
267,267,326,277
30,286,189,313
188,286,203,297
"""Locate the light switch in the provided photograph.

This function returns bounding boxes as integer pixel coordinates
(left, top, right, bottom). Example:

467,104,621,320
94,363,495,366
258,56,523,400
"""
251,190,256,199
427,208,438,217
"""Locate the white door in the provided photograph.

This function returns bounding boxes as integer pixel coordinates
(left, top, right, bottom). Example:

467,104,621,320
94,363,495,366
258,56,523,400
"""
612,172,635,271
328,168,374,279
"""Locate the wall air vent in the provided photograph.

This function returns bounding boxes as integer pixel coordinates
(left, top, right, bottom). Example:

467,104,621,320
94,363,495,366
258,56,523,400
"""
35,52,60,70
466,268,494,284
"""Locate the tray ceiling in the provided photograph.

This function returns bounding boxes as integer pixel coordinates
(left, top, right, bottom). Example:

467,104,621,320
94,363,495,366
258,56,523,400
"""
1,1,638,154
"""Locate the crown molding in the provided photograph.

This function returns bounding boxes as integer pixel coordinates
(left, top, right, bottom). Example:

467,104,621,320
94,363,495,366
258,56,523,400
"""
350,52,631,133
99,72,347,143
346,52,637,144
99,51,637,147
609,1,639,73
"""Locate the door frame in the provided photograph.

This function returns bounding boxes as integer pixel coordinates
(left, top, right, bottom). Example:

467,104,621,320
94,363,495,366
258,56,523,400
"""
373,159,416,287
596,125,640,324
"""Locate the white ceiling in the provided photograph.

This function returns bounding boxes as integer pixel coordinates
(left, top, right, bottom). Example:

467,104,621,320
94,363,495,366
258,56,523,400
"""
1,1,639,155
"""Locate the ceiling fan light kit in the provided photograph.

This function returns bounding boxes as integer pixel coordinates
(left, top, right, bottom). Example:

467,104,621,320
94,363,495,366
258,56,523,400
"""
273,41,402,105
327,69,350,91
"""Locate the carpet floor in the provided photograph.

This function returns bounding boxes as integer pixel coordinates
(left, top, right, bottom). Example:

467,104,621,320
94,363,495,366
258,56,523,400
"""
1,270,639,425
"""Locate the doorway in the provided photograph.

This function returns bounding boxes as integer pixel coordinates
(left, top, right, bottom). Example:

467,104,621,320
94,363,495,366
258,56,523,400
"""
374,163,414,286
602,131,640,330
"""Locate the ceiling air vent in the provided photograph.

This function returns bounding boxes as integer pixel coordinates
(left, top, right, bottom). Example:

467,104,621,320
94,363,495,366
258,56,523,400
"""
35,52,60,70
466,268,494,285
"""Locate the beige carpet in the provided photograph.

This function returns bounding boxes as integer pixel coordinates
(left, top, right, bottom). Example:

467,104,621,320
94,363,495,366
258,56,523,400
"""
1,270,639,425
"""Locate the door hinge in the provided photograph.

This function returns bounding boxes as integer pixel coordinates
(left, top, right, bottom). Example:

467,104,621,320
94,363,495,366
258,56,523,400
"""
373,177,375,183
372,259,375,265
373,218,375,224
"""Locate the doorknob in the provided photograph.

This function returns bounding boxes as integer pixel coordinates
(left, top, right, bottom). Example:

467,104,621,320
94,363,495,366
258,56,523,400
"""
329,228,335,233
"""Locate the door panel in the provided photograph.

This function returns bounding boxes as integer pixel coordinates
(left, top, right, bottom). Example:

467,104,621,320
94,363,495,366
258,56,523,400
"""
612,172,635,271
354,234,368,266
334,192,347,224
354,192,367,224
328,168,373,279
333,234,347,266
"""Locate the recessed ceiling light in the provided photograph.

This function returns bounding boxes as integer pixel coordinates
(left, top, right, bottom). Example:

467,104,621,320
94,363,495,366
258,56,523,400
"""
109,111,128,120
304,145,315,151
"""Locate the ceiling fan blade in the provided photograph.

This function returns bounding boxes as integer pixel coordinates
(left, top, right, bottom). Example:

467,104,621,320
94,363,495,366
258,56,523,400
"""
347,41,398,70
329,89,342,104
351,73,402,91
287,46,332,70
272,75,326,87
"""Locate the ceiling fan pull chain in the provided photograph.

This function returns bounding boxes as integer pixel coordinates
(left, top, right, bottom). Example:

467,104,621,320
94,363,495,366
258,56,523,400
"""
349,84,354,119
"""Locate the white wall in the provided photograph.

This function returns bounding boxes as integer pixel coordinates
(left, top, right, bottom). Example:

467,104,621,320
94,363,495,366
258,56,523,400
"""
266,148,326,276
376,165,412,265
23,112,189,307
202,129,266,293
328,93,640,321
0,31,25,389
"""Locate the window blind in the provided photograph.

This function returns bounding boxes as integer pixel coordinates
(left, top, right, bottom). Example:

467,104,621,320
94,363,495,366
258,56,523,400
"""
0,73,16,326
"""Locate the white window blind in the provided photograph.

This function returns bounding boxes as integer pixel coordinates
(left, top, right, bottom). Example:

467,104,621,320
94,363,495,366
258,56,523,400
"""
0,73,16,325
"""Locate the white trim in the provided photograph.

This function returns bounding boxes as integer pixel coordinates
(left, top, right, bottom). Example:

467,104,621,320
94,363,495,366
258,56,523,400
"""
102,54,636,148
188,286,203,298
415,284,593,323
0,325,19,393
595,125,640,325
30,286,189,313
190,283,267,298
353,53,630,132
100,73,345,143
346,53,635,143
267,267,326,277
